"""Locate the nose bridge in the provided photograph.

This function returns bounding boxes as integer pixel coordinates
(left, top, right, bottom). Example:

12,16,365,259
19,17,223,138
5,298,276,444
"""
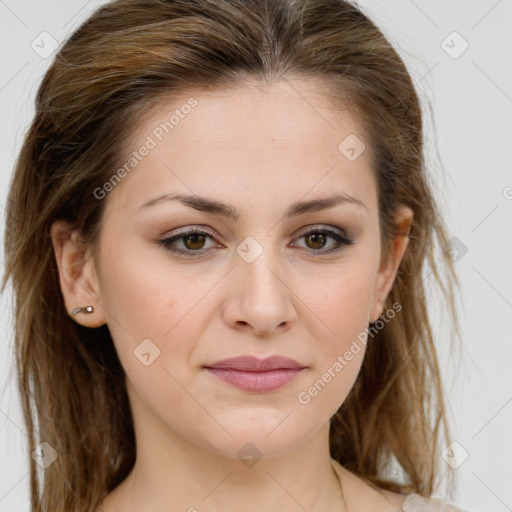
228,233,297,334
236,233,286,301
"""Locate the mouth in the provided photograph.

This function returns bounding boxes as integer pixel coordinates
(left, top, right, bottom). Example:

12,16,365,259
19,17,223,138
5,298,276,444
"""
202,355,307,393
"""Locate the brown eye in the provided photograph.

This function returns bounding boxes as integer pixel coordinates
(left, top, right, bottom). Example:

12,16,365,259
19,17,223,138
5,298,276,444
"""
158,226,354,257
182,233,207,250
158,228,218,255
304,232,327,250
292,227,355,255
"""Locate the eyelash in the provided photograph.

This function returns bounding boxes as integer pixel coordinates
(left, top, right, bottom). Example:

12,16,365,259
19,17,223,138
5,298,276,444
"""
157,226,355,257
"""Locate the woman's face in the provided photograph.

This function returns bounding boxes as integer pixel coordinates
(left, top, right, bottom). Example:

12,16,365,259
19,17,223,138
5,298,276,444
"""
58,77,411,460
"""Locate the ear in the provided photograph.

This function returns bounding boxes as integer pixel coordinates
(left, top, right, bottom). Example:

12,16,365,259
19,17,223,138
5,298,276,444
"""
50,220,107,327
370,205,413,322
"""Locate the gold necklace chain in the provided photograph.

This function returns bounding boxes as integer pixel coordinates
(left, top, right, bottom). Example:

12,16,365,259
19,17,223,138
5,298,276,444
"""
332,460,348,511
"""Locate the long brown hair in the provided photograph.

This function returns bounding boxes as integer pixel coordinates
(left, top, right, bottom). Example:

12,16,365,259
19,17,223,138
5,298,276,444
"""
2,0,461,510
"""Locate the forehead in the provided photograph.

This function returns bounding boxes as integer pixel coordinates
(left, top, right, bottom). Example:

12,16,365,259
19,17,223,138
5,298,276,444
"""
104,77,377,218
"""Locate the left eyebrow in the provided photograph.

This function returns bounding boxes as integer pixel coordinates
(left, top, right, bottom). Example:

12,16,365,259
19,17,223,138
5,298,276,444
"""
138,192,368,220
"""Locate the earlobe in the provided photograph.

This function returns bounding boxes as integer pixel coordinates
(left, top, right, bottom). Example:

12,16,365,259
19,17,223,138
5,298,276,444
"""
370,205,413,322
50,220,106,327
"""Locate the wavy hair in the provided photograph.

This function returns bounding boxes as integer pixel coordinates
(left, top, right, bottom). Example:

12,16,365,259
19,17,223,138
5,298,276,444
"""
2,0,461,510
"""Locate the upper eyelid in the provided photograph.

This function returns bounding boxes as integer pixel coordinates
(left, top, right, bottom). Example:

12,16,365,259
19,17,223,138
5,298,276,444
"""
162,224,349,240
160,225,352,250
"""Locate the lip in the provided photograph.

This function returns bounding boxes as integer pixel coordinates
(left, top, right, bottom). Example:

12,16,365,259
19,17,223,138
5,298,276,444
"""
203,356,307,392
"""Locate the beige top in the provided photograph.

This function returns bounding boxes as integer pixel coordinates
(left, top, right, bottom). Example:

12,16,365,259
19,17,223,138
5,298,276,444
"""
329,458,468,512
401,493,468,511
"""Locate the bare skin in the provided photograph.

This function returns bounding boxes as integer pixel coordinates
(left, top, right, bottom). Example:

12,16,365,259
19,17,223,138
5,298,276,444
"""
51,76,412,512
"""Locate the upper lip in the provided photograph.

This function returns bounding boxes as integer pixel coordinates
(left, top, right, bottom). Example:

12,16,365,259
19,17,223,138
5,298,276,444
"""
203,355,306,371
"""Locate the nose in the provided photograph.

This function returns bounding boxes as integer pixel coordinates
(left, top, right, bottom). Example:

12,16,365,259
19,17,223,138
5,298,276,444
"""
222,244,298,337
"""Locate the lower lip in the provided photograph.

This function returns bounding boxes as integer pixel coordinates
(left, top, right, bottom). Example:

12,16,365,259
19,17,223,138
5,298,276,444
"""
204,368,305,392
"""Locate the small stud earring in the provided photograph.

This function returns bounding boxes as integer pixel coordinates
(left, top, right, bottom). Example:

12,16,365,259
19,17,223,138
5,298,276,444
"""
71,305,94,315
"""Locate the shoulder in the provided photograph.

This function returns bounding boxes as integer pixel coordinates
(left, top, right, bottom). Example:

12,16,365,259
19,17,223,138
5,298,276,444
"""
401,493,469,512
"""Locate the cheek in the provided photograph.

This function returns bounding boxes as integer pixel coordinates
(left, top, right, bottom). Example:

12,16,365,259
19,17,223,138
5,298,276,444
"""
97,237,222,390
304,259,377,342
95,238,186,384
291,259,378,415
99,252,203,427
320,279,372,330
97,231,182,336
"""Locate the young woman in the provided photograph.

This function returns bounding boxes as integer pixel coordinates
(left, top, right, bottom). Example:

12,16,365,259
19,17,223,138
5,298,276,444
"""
2,0,467,511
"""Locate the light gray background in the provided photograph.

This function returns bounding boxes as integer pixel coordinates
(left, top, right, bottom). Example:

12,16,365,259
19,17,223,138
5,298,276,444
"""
1,1,511,511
